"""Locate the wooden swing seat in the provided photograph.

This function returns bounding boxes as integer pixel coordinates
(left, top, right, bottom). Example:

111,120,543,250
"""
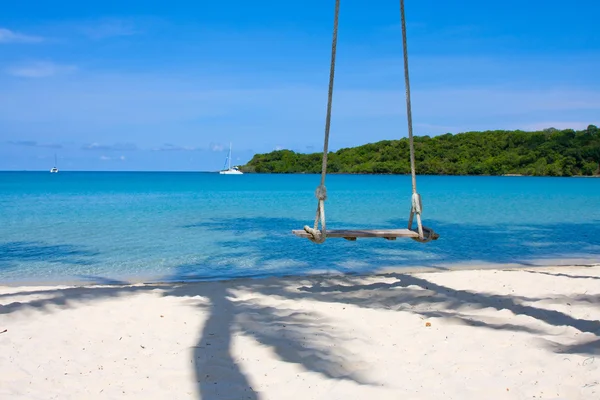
292,228,439,241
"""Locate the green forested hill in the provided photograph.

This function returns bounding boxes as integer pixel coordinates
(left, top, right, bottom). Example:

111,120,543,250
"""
241,126,600,176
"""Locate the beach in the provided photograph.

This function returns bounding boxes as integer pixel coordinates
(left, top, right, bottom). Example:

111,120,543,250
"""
1,264,599,399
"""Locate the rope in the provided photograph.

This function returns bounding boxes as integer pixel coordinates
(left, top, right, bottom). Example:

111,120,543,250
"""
400,0,417,197
304,0,340,244
400,0,434,242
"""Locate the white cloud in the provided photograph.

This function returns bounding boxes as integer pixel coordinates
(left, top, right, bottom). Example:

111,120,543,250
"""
82,142,137,151
274,145,284,151
7,140,62,149
81,19,138,40
0,28,43,44
153,143,201,152
210,143,224,152
6,62,77,78
119,155,126,161
99,155,111,161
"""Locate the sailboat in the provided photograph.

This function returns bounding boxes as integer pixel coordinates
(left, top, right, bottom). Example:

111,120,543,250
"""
219,143,243,175
50,154,59,173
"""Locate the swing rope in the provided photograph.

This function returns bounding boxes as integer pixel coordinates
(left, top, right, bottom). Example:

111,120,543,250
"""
303,0,436,244
303,0,339,244
400,0,434,243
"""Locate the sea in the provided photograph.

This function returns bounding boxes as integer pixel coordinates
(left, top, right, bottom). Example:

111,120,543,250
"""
0,172,599,285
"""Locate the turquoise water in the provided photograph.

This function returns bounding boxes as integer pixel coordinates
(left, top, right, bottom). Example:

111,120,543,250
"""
1,172,599,284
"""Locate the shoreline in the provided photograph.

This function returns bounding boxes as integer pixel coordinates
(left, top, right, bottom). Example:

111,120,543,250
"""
240,172,600,177
2,259,599,289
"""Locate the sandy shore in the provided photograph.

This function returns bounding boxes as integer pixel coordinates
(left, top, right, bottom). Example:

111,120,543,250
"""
1,265,599,399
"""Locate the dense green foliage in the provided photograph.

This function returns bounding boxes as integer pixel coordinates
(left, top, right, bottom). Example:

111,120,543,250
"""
242,126,600,176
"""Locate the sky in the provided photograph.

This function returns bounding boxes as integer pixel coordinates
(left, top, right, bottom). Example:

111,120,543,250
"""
1,0,599,171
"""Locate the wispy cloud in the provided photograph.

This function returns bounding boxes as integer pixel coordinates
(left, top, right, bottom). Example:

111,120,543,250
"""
81,19,138,40
1,54,598,156
83,142,137,151
7,140,62,149
99,155,126,161
6,62,77,78
209,142,224,152
0,28,44,44
153,143,202,152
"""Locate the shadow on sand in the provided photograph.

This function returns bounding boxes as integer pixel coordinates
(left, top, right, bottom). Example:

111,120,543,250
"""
1,217,599,398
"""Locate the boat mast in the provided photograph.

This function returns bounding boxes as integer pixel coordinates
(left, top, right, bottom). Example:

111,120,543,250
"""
229,142,232,170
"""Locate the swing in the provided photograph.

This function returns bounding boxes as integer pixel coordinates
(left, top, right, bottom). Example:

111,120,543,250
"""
292,0,439,244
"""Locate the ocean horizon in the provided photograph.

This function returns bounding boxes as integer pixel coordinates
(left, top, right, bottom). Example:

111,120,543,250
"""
4,170,600,176
1,171,599,285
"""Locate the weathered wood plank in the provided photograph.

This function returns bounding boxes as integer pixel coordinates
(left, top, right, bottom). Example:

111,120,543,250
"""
292,229,420,239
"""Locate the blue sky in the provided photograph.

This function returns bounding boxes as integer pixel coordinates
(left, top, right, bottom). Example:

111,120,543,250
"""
1,0,599,171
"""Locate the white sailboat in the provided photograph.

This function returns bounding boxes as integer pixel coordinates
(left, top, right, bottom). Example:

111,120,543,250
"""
219,143,243,175
50,154,59,173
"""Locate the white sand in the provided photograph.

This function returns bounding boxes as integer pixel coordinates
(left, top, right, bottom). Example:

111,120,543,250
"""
1,265,599,400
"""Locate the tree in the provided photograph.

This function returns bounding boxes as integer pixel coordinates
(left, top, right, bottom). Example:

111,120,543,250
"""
241,126,600,176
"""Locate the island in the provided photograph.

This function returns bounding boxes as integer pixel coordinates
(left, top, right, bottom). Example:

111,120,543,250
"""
241,126,600,177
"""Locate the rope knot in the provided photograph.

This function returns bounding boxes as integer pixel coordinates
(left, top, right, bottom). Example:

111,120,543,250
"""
411,192,422,215
315,185,328,201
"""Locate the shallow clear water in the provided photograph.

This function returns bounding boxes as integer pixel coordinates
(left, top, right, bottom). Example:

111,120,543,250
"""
1,172,599,284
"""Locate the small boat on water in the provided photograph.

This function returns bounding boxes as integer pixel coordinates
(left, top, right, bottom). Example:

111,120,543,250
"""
219,143,243,175
50,154,59,173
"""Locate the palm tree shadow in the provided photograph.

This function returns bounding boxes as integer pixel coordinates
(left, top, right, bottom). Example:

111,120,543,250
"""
2,274,377,400
167,280,376,399
169,215,600,387
248,270,600,355
545,337,600,355
187,283,258,400
522,270,600,280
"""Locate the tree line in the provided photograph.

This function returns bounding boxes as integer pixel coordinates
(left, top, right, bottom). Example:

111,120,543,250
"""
241,126,600,176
